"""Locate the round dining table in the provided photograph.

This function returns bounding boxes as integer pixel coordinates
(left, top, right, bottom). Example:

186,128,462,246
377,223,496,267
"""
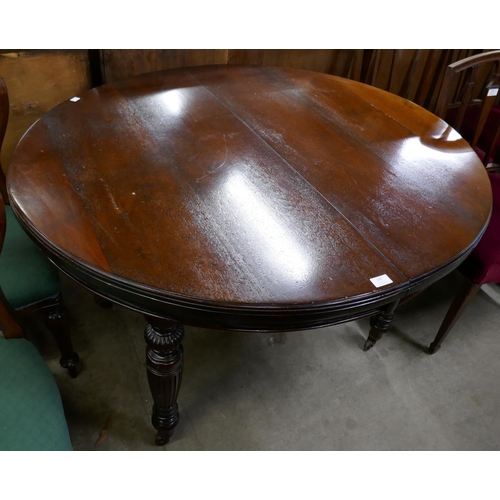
7,65,492,445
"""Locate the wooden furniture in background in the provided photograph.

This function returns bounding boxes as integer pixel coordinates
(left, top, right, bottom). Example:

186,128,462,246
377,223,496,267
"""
100,49,365,83
0,75,79,377
434,50,500,167
7,66,491,444
98,49,491,108
100,49,229,83
429,50,500,354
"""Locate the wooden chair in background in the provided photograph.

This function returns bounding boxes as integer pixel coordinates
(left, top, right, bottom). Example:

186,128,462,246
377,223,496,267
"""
0,75,79,376
429,50,500,353
434,50,500,167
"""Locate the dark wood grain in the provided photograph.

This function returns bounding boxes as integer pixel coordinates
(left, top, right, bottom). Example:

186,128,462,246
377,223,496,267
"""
6,65,493,443
7,65,491,332
194,66,491,282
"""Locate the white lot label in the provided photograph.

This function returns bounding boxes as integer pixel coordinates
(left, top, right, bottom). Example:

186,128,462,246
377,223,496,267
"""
370,274,393,287
70,96,81,102
487,88,498,97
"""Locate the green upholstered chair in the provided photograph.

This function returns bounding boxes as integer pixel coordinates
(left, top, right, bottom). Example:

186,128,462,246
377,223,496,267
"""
0,75,79,377
0,203,73,450
0,332,73,451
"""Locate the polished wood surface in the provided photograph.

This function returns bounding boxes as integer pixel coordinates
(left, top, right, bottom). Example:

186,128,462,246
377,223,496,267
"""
7,65,492,332
6,65,493,443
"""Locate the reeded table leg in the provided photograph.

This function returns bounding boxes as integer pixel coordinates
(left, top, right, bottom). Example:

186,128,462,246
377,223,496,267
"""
363,300,399,351
144,316,184,446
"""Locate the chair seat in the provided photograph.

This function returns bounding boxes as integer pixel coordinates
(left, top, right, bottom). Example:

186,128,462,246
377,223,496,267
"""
0,206,60,309
459,172,500,285
446,104,500,162
0,334,73,450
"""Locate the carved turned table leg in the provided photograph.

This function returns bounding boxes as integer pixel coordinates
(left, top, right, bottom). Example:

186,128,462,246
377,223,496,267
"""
144,316,184,446
363,300,400,351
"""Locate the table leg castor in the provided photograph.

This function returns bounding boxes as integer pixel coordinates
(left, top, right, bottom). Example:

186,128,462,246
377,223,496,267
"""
363,300,399,351
155,428,175,446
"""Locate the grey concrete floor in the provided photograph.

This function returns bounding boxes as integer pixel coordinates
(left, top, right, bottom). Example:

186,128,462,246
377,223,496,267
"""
29,271,500,450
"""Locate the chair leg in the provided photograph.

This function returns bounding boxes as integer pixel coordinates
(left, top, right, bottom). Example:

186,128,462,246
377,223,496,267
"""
45,304,80,378
428,278,481,354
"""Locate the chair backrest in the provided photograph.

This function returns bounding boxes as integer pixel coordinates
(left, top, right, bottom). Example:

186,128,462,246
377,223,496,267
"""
0,76,8,202
0,191,24,339
0,77,22,336
434,50,500,168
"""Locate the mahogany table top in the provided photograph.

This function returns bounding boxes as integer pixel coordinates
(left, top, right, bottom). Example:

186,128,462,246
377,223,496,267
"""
7,65,492,330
